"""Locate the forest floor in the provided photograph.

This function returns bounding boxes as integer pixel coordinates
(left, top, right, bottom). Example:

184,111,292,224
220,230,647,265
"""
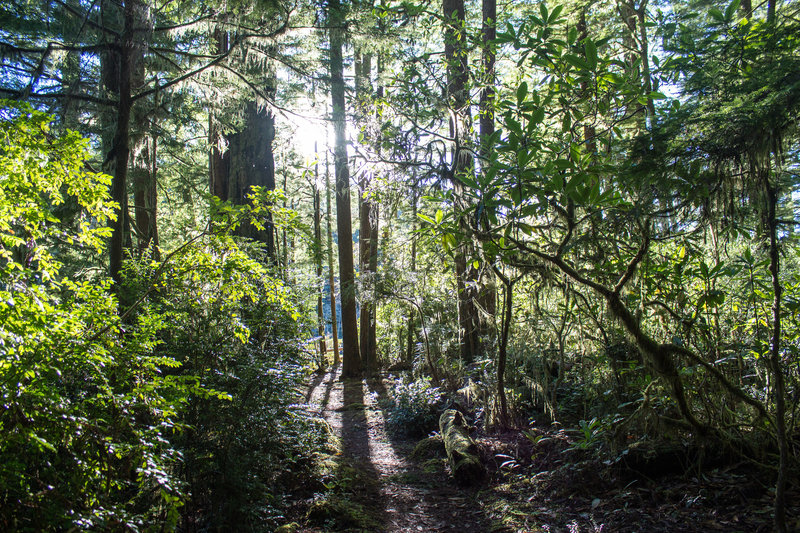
286,367,798,533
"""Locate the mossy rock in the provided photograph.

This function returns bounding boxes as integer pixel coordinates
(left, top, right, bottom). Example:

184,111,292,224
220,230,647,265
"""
274,523,300,533
306,497,382,531
410,435,445,461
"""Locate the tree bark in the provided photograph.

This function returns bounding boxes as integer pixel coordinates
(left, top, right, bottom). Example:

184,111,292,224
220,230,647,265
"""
227,101,276,256
209,28,230,203
106,0,136,291
326,139,340,365
314,143,327,366
208,27,277,261
478,0,498,346
406,189,418,364
329,0,360,377
439,409,485,485
765,176,788,533
443,0,480,364
356,50,378,373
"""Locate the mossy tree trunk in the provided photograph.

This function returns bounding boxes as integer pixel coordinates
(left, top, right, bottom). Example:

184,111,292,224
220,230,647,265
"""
439,409,485,485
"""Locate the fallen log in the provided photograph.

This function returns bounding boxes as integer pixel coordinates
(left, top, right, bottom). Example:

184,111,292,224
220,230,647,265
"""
439,409,485,485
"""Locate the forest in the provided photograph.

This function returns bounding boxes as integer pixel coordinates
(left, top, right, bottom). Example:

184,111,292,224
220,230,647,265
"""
1,0,799,531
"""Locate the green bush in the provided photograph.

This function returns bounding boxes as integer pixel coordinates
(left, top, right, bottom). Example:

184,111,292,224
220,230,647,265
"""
0,101,191,530
0,102,328,531
381,377,444,437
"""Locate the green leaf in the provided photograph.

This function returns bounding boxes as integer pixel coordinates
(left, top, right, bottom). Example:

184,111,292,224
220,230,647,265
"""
568,26,578,45
517,81,528,104
549,5,564,23
564,54,589,71
435,209,443,224
584,39,598,71
725,0,741,22
417,213,435,225
709,7,725,22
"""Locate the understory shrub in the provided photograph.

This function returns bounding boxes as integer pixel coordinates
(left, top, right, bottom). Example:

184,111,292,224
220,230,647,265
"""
381,376,444,437
0,102,327,531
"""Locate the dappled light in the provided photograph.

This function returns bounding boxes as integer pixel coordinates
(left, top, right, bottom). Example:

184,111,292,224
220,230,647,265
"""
1,0,799,531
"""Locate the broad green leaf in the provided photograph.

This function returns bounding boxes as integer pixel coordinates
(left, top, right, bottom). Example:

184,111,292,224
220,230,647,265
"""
517,81,528,103
725,0,741,22
568,26,578,45
549,5,564,23
564,54,589,71
417,213,435,224
584,39,598,71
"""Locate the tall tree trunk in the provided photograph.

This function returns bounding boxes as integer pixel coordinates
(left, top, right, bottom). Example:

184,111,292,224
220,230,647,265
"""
326,145,340,365
105,0,137,292
314,142,327,366
497,276,512,427
764,174,788,533
329,0,360,376
207,27,277,261
356,50,376,372
227,101,277,257
368,53,384,370
406,189,418,364
209,27,230,203
132,132,159,258
443,0,479,364
477,0,498,350
127,1,155,259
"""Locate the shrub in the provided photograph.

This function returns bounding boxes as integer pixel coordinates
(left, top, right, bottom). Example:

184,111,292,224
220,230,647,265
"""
382,377,444,437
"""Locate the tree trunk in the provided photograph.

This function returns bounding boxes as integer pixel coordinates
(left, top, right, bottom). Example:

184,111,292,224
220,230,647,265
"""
406,189,418,364
314,143,327,367
765,176,788,533
209,28,230,202
443,0,480,364
105,0,137,292
356,50,378,373
326,139,340,365
227,101,276,256
207,27,277,261
439,409,485,485
478,0,498,347
329,0,360,377
497,276,512,427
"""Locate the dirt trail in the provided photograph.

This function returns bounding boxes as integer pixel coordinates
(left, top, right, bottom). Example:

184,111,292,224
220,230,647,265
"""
305,367,490,532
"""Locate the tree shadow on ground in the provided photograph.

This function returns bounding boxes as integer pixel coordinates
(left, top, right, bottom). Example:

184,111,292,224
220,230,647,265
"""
362,373,493,532
309,377,387,531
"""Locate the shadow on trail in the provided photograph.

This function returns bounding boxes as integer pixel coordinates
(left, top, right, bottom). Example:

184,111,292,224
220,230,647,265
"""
305,368,492,532
363,373,493,533
306,365,337,413
335,378,388,528
304,369,327,403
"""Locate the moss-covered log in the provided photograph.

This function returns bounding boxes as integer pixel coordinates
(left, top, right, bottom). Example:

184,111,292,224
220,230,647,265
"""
439,409,485,485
